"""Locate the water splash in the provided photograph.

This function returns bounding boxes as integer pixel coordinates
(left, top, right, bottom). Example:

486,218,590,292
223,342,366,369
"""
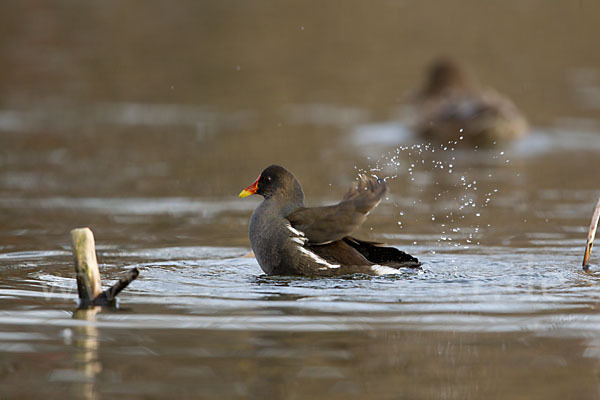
356,137,513,248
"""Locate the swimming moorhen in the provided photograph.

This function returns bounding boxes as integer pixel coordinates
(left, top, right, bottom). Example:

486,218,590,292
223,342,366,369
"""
239,165,421,276
412,58,528,146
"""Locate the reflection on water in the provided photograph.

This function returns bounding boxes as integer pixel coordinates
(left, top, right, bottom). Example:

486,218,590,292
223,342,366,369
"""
1,126,600,398
1,122,600,397
1,226,600,398
69,308,101,400
1,0,600,399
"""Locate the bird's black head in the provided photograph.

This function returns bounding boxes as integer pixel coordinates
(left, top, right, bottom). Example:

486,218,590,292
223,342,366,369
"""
239,165,304,203
423,58,469,95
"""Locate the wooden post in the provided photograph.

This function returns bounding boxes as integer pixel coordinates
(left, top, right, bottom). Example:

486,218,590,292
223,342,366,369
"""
583,197,600,270
71,228,103,305
71,227,139,307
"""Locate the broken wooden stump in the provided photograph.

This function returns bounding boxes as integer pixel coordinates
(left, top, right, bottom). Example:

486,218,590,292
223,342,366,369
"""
71,228,103,304
583,197,600,271
70,227,139,307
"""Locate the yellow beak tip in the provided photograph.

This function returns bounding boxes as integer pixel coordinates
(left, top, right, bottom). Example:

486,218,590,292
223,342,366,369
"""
238,190,254,198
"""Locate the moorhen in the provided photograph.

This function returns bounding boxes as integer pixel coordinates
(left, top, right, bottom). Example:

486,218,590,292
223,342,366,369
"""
239,165,421,276
412,58,528,146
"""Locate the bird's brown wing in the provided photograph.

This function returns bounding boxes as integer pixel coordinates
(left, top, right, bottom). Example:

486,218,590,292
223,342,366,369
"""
286,175,387,244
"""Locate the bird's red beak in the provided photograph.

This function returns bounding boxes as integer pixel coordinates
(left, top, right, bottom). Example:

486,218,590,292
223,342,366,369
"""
239,176,260,198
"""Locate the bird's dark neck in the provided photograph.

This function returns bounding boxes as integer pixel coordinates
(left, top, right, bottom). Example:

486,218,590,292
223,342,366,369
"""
263,180,305,216
281,197,304,216
261,195,303,217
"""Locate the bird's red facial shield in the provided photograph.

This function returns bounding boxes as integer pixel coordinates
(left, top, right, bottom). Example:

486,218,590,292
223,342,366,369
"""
239,176,260,198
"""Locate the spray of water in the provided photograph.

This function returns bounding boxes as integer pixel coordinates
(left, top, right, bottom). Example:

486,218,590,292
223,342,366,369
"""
354,131,510,251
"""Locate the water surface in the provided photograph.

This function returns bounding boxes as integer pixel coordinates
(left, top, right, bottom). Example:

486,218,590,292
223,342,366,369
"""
1,1,600,399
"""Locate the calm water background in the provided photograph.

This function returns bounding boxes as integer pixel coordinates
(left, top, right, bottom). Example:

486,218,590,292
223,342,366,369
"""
1,1,600,399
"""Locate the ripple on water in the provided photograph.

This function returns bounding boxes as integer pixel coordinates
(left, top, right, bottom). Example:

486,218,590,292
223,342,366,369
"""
0,250,70,260
0,197,256,217
2,246,596,337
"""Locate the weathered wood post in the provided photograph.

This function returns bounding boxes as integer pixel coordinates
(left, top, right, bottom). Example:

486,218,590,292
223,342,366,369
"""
71,228,103,305
583,197,600,271
70,227,139,307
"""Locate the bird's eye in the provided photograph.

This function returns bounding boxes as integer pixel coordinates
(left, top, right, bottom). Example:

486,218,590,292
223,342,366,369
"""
266,176,272,181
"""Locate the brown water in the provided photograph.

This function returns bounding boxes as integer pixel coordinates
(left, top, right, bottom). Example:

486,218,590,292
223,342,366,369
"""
1,1,600,399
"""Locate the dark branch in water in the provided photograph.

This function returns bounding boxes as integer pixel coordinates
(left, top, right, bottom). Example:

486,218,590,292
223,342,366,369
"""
93,268,140,306
583,197,600,271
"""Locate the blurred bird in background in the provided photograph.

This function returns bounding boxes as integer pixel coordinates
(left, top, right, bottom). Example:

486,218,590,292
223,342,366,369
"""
411,58,528,146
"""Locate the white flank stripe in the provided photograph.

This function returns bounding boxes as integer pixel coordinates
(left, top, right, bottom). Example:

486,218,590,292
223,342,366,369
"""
291,237,305,245
297,246,340,269
287,225,305,237
370,265,401,276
